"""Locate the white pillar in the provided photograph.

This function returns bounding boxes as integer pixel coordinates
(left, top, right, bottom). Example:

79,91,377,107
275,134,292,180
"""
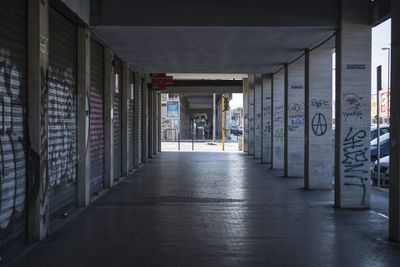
335,0,371,209
262,74,272,164
243,79,249,152
254,74,262,159
272,69,285,169
248,74,255,156
286,57,305,177
304,48,334,189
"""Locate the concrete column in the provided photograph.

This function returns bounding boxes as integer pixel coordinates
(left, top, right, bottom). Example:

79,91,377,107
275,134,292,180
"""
133,72,141,168
76,27,90,207
304,48,333,189
148,90,154,159
213,93,216,142
248,74,255,156
272,69,285,169
262,74,272,164
121,63,130,177
153,91,158,156
286,57,305,177
27,0,49,241
142,76,149,161
158,92,162,152
254,74,262,159
335,0,371,209
104,48,114,188
389,0,400,241
243,79,249,152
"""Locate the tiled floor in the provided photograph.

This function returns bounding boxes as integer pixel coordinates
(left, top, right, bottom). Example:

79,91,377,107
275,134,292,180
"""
9,152,400,267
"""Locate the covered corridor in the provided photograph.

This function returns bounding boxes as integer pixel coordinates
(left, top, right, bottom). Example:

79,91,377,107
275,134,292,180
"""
9,152,400,267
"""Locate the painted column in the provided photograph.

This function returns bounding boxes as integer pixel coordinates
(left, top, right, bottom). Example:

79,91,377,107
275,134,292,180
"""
104,48,114,188
335,0,371,209
243,79,249,152
27,0,49,240
304,48,333,189
389,0,400,241
286,58,305,177
262,74,272,164
133,72,141,168
254,74,262,159
76,27,90,206
272,69,285,169
248,74,255,156
121,63,130,177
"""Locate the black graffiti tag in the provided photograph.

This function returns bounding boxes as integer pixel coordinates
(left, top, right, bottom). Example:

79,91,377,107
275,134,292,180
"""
311,113,327,136
342,127,369,205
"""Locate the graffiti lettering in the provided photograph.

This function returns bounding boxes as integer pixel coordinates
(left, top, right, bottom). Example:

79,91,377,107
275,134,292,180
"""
342,127,369,205
343,93,363,119
274,128,284,144
311,99,329,108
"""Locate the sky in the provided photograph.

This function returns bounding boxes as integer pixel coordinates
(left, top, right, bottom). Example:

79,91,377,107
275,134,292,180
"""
371,19,391,93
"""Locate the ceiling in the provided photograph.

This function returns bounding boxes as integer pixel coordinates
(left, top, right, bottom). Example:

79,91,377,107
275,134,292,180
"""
181,93,214,110
93,26,336,74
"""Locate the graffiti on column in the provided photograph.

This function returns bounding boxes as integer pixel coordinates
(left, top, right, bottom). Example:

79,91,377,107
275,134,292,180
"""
48,66,77,188
256,113,262,134
342,127,369,205
311,113,328,136
273,104,284,144
0,48,26,229
343,93,363,120
288,102,304,131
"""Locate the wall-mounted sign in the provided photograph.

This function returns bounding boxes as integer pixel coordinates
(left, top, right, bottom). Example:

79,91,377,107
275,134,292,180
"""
167,100,179,118
346,64,366,70
291,85,303,89
152,73,173,90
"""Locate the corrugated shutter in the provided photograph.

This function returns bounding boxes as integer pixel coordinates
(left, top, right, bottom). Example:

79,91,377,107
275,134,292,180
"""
90,38,104,195
0,0,27,251
138,79,142,164
141,80,147,161
48,7,78,219
113,58,122,180
128,71,134,171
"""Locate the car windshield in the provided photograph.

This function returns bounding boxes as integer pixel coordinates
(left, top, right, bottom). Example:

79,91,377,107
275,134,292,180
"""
371,132,390,146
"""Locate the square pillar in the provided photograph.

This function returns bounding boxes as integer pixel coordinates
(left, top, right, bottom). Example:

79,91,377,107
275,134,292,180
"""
272,69,285,169
286,58,305,177
121,63,130,177
262,74,272,164
76,27,90,207
153,91,158,156
243,78,249,152
148,90,154,159
335,0,371,209
254,74,263,159
304,48,334,189
27,0,49,241
133,72,141,168
389,0,400,241
158,92,162,153
104,48,114,188
248,74,255,156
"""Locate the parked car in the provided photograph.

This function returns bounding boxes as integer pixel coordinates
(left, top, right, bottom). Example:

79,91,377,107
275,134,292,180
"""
371,155,390,186
370,132,390,162
371,124,390,140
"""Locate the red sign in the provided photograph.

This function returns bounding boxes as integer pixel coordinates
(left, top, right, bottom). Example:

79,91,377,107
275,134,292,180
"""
152,74,173,90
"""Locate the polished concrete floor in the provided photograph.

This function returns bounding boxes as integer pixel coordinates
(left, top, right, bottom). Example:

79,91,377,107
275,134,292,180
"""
10,152,400,267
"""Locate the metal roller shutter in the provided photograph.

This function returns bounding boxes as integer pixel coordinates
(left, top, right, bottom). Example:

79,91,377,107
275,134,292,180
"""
0,0,27,251
141,80,147,161
90,38,105,195
128,71,134,171
138,79,142,164
113,58,122,180
48,7,78,219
